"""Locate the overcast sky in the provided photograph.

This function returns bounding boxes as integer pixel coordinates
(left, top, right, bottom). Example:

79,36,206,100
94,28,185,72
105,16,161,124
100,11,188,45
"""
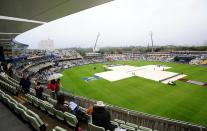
15,0,207,49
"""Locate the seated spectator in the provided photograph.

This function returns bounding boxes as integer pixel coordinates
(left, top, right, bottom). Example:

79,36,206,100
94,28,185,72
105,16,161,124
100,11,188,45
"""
54,93,68,112
92,101,114,131
86,104,93,115
75,113,88,131
68,100,80,116
34,82,43,99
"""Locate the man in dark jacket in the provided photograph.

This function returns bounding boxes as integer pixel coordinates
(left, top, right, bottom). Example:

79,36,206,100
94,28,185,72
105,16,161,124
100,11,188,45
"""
92,101,114,131
20,74,31,94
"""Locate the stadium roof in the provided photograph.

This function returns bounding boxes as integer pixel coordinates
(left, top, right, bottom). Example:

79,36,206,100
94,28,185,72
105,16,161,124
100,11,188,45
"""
0,0,113,44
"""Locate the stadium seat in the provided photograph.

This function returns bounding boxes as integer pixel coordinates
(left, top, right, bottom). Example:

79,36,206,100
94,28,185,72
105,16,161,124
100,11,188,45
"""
39,101,49,112
27,115,43,131
25,94,33,104
110,121,119,127
52,126,67,131
64,112,78,127
114,119,125,124
27,109,45,126
45,104,55,116
138,126,152,131
0,92,4,101
4,96,10,105
42,93,50,99
30,88,36,96
79,106,87,113
88,123,105,131
8,99,16,109
18,103,27,111
33,97,40,108
2,94,9,104
14,104,23,115
54,109,65,121
18,107,29,122
48,98,57,106
4,94,12,100
120,124,136,131
126,122,138,130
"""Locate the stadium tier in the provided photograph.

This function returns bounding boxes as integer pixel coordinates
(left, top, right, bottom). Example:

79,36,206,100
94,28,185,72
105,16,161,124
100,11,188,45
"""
0,50,207,131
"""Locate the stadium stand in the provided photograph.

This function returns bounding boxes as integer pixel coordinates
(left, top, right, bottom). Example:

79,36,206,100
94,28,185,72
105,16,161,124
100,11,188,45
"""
0,50,207,131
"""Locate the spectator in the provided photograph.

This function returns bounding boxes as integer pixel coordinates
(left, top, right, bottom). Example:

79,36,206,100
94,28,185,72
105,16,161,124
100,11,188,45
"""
75,113,88,131
92,101,114,131
55,78,61,96
48,79,56,99
54,93,68,112
68,100,80,116
34,82,43,99
20,74,31,94
86,104,93,115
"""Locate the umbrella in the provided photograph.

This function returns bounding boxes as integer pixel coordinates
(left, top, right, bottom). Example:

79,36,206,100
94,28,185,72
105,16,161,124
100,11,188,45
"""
48,73,63,81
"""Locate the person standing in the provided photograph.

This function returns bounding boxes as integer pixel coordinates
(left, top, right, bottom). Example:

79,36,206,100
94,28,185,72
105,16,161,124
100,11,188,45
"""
35,82,43,99
20,74,31,94
55,78,61,96
48,79,56,99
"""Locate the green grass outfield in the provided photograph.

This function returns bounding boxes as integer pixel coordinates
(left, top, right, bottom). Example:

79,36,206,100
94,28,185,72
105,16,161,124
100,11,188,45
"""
61,60,207,126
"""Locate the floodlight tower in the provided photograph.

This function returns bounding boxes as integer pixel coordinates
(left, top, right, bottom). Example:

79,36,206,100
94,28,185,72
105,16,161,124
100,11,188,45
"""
150,31,154,52
93,33,101,52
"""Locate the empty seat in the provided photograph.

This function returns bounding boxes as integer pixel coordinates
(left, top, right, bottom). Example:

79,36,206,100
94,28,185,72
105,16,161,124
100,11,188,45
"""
52,126,67,131
64,112,78,127
2,95,9,104
18,103,27,110
30,88,36,96
0,89,3,93
139,126,152,131
25,94,33,104
39,101,48,112
126,122,138,130
114,119,125,124
0,92,5,101
27,115,43,131
27,109,45,126
45,103,55,116
33,97,41,108
120,124,135,131
54,109,65,121
14,104,22,115
88,123,105,131
48,98,57,106
8,99,16,109
18,107,29,122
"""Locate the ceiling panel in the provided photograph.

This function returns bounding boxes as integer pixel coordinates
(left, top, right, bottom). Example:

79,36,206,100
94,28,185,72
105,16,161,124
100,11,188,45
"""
0,0,113,41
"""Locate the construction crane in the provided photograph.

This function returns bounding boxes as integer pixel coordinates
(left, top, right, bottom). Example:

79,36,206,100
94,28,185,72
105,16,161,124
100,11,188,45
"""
93,33,101,52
